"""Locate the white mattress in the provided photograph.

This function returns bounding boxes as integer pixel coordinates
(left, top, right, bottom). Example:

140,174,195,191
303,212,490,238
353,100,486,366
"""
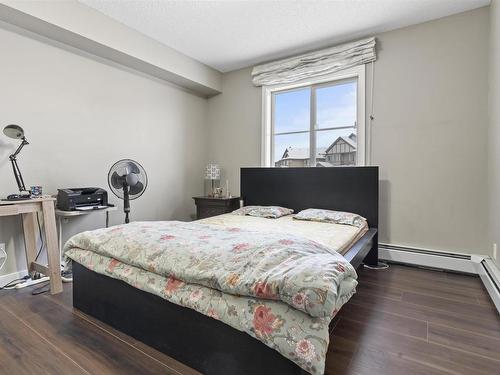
198,213,368,255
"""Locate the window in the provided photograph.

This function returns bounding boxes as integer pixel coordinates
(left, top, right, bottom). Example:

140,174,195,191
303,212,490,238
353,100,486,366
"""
261,66,366,167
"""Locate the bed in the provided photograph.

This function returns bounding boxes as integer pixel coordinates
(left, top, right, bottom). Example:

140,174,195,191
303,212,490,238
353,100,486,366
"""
198,213,369,256
67,166,378,375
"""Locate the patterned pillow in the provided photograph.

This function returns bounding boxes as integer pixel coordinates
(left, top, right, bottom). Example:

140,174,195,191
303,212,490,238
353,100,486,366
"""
232,205,294,219
294,208,367,228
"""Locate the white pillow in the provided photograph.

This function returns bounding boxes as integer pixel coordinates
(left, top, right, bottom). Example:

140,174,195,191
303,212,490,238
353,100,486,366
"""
232,205,294,219
294,208,367,228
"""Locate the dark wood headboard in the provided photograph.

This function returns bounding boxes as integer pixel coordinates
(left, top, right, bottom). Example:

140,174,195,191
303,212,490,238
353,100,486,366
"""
240,167,379,228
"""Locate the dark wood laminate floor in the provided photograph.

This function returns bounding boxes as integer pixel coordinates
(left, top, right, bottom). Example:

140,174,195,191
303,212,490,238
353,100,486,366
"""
1,264,498,375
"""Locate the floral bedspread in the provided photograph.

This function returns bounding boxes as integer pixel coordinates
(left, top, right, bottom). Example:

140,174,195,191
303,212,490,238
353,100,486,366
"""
64,221,358,374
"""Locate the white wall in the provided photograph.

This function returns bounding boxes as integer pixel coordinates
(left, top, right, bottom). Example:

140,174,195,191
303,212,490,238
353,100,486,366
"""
0,23,207,277
489,0,500,266
370,7,489,254
206,67,261,195
207,7,490,256
0,0,222,96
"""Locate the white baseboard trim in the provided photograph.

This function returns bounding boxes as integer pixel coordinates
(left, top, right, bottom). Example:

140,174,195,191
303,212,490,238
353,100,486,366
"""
379,243,500,313
0,269,28,286
474,258,500,312
379,243,476,274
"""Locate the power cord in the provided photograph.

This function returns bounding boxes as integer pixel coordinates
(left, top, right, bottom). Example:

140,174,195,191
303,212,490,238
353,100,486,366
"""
0,277,50,295
364,261,389,270
0,276,30,290
1,212,47,291
35,211,44,262
31,281,50,295
30,212,46,280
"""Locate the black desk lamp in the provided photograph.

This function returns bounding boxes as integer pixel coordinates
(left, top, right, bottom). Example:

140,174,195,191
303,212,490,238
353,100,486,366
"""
3,124,31,200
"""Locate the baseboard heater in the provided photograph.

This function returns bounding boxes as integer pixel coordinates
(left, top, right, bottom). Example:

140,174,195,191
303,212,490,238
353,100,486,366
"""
379,243,500,313
378,243,475,274
476,258,500,312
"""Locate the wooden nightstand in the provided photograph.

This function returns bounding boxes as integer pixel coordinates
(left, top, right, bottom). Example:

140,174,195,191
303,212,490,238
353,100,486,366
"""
193,196,240,219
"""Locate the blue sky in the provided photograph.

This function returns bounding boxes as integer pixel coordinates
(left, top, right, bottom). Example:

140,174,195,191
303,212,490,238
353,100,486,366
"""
274,81,356,162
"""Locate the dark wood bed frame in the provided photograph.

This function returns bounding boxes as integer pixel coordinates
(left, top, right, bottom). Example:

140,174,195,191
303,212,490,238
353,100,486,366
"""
72,167,379,375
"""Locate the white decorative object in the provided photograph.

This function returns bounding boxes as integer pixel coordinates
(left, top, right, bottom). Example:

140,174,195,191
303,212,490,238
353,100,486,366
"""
251,37,376,86
205,163,221,180
205,163,221,196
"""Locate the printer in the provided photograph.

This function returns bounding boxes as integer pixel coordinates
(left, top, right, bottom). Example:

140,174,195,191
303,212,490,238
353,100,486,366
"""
57,188,108,211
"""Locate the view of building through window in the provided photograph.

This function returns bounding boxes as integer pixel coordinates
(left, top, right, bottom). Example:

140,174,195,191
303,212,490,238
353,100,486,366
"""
273,79,357,167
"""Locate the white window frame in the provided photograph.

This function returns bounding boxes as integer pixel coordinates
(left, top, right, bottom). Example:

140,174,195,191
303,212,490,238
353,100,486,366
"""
261,65,366,167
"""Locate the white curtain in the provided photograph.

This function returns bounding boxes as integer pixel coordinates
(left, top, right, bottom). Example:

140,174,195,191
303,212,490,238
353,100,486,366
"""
251,37,376,86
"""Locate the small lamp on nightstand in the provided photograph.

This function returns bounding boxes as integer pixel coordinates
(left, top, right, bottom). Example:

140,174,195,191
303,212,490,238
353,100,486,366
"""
205,163,220,197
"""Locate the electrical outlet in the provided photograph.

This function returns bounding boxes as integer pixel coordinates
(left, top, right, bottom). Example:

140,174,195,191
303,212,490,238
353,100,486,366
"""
493,243,498,261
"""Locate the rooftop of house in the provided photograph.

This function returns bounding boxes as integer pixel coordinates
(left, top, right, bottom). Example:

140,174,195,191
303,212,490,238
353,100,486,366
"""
280,147,326,160
325,133,357,154
279,133,357,162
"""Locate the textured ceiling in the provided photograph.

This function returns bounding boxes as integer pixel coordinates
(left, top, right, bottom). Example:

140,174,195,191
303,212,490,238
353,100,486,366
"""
79,0,490,72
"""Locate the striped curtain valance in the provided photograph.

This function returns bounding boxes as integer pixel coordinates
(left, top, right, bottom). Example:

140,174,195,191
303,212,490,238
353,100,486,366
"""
251,37,376,86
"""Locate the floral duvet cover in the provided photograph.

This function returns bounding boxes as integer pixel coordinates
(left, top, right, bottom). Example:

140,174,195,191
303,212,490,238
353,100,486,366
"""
64,221,358,374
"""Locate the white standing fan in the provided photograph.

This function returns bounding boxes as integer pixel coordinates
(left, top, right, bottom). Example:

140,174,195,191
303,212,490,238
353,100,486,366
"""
107,159,148,224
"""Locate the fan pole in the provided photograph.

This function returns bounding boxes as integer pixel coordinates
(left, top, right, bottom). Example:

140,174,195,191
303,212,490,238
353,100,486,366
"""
123,183,130,224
